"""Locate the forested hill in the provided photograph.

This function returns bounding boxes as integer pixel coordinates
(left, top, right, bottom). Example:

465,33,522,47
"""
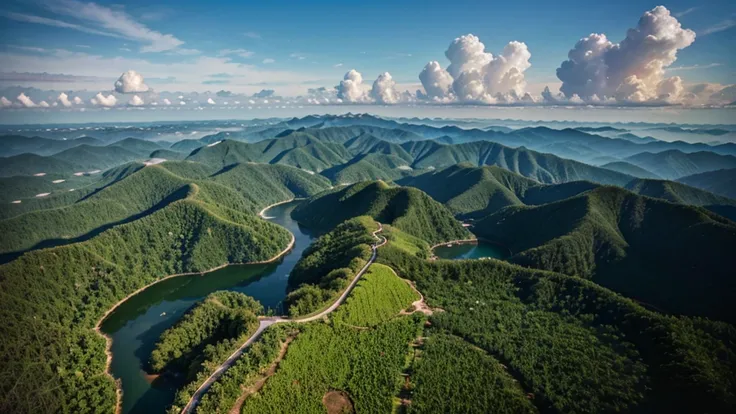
398,164,600,218
292,181,470,244
473,185,736,323
677,167,736,199
0,162,331,259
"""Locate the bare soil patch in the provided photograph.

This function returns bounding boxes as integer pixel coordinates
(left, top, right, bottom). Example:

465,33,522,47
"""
322,390,355,414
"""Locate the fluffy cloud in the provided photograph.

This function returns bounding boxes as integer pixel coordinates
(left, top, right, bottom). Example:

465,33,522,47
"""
72,96,82,105
90,92,117,107
162,98,171,105
0,96,11,107
114,70,149,93
419,34,532,103
556,6,695,103
58,92,72,107
207,98,216,105
371,72,400,104
419,61,454,101
17,92,36,107
128,95,144,106
38,100,50,108
337,69,368,103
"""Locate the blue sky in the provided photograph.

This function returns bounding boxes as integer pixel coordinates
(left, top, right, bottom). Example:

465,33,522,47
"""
0,0,734,105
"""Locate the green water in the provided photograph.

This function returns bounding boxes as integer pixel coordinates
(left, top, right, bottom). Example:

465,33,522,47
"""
99,201,312,414
434,241,509,260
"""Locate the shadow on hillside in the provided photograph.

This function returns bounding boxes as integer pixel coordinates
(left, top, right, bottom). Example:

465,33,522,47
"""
0,185,191,265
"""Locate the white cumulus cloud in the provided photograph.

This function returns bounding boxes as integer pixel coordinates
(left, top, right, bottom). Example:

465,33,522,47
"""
0,96,11,107
556,6,695,103
90,92,117,107
128,95,144,106
114,70,149,93
207,98,216,105
58,92,72,107
371,72,400,104
337,69,369,103
73,96,83,105
162,98,171,105
38,100,50,108
17,92,36,107
418,33,532,103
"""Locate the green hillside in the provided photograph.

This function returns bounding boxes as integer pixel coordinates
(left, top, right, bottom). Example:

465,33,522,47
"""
291,181,470,244
0,153,83,177
678,168,736,199
0,162,331,258
109,137,163,154
399,164,599,218
0,135,105,157
473,186,736,323
401,140,633,185
169,138,205,153
0,185,293,413
626,178,736,208
321,153,414,184
52,144,146,171
377,242,736,413
625,150,736,179
149,291,262,378
149,148,187,160
601,161,661,179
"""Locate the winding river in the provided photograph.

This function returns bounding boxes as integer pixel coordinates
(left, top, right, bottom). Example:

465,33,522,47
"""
99,201,312,414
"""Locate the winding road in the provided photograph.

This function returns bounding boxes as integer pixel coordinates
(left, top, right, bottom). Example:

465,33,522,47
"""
181,223,386,414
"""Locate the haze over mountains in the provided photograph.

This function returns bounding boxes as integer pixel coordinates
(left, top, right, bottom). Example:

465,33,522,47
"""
2,113,736,414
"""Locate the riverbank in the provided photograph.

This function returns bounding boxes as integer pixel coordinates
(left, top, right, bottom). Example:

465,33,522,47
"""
95,201,298,414
258,198,305,218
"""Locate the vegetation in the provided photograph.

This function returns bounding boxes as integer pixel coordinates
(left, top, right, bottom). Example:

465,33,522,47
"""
332,263,419,327
0,161,331,257
292,180,470,244
170,324,297,414
625,149,736,180
285,216,377,317
408,334,537,414
0,183,293,413
240,315,425,414
677,167,736,199
149,291,263,376
601,161,661,179
398,164,599,218
473,186,736,323
377,241,736,414
625,178,736,207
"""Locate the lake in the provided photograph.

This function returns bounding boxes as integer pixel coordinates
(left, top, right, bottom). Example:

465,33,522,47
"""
99,200,312,414
433,241,509,260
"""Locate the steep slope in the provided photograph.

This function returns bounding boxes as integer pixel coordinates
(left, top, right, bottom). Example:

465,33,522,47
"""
625,150,736,179
601,161,661,179
170,138,206,153
473,186,736,323
399,164,599,218
0,135,104,157
0,184,292,414
401,140,633,185
0,161,331,258
52,144,146,171
625,178,736,207
321,153,414,184
292,181,470,244
677,168,736,199
109,137,163,154
0,153,83,177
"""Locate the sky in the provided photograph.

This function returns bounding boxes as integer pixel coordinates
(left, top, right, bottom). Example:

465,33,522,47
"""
0,0,734,119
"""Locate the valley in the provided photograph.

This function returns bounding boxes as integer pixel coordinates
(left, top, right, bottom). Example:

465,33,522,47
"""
1,114,735,414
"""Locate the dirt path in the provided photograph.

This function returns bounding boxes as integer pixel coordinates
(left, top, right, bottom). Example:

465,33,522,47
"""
227,336,294,414
181,223,386,414
94,200,298,414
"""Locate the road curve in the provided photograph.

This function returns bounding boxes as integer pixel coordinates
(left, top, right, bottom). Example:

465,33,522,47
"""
181,223,386,414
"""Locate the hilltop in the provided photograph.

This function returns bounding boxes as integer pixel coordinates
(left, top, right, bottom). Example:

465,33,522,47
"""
292,180,470,244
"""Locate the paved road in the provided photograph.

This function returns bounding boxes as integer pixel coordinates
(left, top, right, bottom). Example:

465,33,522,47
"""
181,223,386,413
